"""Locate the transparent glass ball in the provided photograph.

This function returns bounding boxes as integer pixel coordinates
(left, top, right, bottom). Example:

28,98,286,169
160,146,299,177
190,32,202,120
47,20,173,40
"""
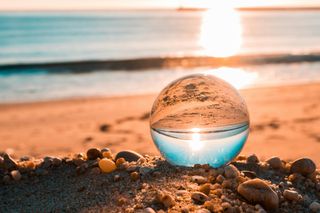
150,74,249,168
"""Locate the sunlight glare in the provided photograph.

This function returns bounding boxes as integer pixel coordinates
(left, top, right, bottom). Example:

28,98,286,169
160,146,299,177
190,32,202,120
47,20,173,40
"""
189,128,203,151
199,2,242,57
204,67,258,89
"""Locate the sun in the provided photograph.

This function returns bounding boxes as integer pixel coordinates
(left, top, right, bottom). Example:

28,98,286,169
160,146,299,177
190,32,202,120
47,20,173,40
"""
198,1,242,57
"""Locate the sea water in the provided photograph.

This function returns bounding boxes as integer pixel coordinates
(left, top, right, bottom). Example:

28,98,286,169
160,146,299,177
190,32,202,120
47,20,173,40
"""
150,74,249,167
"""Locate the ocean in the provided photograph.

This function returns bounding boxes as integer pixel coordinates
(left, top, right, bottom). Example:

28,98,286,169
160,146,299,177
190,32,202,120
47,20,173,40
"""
0,10,320,103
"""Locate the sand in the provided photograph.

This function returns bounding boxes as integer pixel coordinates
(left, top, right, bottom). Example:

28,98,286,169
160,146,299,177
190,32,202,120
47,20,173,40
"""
0,152,319,212
0,82,319,165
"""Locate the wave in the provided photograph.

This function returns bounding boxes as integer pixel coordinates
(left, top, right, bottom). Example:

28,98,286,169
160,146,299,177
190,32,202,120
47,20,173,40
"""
1,52,320,74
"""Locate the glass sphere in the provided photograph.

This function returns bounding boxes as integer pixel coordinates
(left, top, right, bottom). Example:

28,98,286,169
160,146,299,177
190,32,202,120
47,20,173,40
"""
150,74,249,168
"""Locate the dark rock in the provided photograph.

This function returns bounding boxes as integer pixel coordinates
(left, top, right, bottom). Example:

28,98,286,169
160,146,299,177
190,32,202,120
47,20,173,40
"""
86,148,102,160
115,150,143,162
237,178,279,210
3,153,17,170
290,158,316,176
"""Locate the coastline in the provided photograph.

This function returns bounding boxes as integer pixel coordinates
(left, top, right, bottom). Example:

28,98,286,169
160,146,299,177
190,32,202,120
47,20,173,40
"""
0,82,319,165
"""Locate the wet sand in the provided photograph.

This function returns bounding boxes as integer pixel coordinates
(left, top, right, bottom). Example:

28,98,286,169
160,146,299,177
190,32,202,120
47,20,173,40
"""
0,82,319,165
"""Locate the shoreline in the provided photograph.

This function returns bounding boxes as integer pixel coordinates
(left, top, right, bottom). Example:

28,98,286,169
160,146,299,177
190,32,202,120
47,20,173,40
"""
2,52,320,73
0,82,319,166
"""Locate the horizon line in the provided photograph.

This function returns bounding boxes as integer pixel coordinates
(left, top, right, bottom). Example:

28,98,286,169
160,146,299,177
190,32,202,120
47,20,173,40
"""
2,6,320,12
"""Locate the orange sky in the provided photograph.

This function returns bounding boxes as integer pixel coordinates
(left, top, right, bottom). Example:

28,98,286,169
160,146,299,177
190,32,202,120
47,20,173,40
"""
0,0,319,11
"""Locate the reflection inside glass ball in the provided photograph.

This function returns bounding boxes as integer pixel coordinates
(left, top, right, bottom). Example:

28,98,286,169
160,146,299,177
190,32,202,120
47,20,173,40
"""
150,74,249,168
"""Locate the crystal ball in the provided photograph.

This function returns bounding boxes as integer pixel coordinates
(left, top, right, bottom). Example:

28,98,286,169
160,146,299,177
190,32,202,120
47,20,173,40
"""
150,74,249,168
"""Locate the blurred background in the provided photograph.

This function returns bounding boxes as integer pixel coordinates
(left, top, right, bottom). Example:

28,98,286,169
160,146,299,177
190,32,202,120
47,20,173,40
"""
0,0,319,163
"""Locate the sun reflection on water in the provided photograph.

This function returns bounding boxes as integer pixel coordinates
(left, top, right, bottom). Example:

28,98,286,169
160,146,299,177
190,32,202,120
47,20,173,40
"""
204,67,258,89
199,4,242,57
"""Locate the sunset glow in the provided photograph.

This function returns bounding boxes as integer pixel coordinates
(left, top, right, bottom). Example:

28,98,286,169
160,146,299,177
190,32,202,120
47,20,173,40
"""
199,3,242,57
205,67,258,89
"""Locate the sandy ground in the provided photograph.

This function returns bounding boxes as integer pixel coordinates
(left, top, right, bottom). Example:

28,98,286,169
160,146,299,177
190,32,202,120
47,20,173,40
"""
0,83,319,165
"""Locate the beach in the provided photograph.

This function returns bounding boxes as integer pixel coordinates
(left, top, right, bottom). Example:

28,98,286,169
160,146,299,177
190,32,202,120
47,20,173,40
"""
0,82,319,165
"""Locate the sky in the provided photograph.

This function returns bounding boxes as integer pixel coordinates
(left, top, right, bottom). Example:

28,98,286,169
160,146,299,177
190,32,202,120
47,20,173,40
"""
0,0,320,11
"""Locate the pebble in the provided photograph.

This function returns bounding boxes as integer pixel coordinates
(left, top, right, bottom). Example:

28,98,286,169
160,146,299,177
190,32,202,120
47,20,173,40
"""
191,175,207,184
86,148,102,160
242,170,257,179
309,201,320,212
199,183,211,195
224,164,240,179
73,158,85,166
113,174,121,182
266,157,283,169
130,171,140,181
283,189,301,201
176,190,189,196
290,158,316,176
100,124,110,132
115,150,143,162
3,153,17,170
237,178,279,210
10,170,21,181
101,148,113,159
142,207,156,213
191,192,209,204
0,156,4,166
98,158,116,173
161,194,176,208
247,154,259,164
115,158,126,167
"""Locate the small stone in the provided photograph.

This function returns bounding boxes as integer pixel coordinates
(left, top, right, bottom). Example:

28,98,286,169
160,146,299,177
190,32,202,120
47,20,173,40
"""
113,174,121,182
266,157,283,169
3,153,17,170
309,201,320,212
199,183,211,195
10,170,21,181
86,148,102,160
224,164,240,179
52,157,62,166
176,190,188,196
237,178,279,210
20,156,30,161
242,170,257,179
142,207,156,213
161,194,176,208
290,158,316,176
98,158,116,173
41,157,53,168
130,171,140,181
191,175,207,184
101,148,113,159
283,189,301,201
100,124,110,132
191,192,209,204
73,158,85,166
115,150,143,162
247,154,259,164
115,157,126,167
216,174,225,184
